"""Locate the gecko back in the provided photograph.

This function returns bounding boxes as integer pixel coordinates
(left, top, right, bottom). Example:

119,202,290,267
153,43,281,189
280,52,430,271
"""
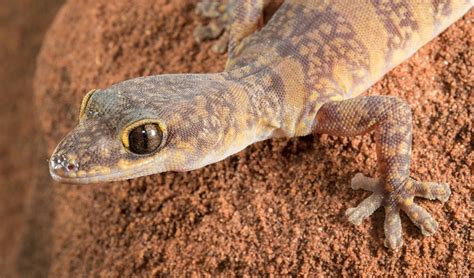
229,0,472,100
49,0,471,249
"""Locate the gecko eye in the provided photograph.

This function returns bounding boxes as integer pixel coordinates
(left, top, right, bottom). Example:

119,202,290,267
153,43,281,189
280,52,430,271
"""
128,123,162,154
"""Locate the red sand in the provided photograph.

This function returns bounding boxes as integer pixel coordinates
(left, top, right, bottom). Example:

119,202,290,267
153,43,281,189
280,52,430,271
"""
2,0,472,276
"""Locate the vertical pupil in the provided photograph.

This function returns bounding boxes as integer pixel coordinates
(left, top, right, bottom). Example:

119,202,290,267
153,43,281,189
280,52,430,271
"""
128,123,162,154
140,127,148,150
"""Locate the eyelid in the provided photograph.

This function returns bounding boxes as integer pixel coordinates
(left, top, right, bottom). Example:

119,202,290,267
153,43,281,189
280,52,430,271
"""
121,119,167,150
79,89,97,121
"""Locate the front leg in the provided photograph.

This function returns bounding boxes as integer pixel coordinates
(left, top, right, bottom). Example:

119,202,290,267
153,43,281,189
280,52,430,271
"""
193,0,267,55
313,96,451,249
226,0,267,58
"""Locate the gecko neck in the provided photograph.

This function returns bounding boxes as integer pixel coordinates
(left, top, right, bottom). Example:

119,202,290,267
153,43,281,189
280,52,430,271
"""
222,44,318,140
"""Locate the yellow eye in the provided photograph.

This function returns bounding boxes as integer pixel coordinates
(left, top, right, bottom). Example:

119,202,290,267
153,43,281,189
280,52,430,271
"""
122,120,165,155
79,89,97,120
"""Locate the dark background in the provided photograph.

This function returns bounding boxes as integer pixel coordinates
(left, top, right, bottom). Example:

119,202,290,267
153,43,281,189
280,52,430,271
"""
0,0,64,276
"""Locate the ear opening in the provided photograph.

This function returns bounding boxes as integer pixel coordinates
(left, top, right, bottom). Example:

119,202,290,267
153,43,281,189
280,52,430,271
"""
79,89,97,121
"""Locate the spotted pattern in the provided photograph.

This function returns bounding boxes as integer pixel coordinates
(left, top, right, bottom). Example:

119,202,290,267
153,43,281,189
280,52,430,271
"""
314,96,452,248
50,0,471,247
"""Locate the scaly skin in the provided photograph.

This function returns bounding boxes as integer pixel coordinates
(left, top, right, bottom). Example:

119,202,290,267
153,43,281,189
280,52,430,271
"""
49,0,472,249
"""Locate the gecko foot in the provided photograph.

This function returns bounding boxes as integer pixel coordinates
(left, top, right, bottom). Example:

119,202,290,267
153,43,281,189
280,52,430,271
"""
194,0,231,53
345,173,451,249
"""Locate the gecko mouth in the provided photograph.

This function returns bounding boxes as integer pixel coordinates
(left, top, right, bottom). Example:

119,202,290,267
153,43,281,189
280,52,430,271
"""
49,164,159,184
49,154,158,184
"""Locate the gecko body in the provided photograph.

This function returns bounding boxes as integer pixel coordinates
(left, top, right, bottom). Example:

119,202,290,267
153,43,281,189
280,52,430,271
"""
50,0,473,248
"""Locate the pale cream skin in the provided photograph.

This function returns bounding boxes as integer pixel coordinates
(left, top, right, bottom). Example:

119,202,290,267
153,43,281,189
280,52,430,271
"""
50,0,471,249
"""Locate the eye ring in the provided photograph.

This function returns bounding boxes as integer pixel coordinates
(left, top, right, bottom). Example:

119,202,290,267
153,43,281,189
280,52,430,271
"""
121,119,166,155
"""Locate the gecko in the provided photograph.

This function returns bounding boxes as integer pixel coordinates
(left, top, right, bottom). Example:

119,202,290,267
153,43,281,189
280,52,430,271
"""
49,0,473,249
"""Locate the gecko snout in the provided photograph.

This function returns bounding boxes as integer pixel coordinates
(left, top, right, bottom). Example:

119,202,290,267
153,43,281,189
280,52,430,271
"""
49,153,80,181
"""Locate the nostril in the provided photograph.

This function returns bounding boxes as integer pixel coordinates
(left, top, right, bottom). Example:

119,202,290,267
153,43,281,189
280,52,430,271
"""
66,161,79,172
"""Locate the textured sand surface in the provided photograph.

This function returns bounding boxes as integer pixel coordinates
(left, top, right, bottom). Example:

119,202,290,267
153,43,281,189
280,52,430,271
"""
3,0,472,276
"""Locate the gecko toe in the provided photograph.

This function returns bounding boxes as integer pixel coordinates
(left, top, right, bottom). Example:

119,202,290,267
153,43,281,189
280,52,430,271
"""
346,173,384,225
194,0,230,53
351,173,382,192
412,180,451,202
383,205,403,249
399,199,439,236
345,192,384,225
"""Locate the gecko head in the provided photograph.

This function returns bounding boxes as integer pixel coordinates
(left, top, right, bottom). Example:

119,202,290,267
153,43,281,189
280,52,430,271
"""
49,74,231,184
